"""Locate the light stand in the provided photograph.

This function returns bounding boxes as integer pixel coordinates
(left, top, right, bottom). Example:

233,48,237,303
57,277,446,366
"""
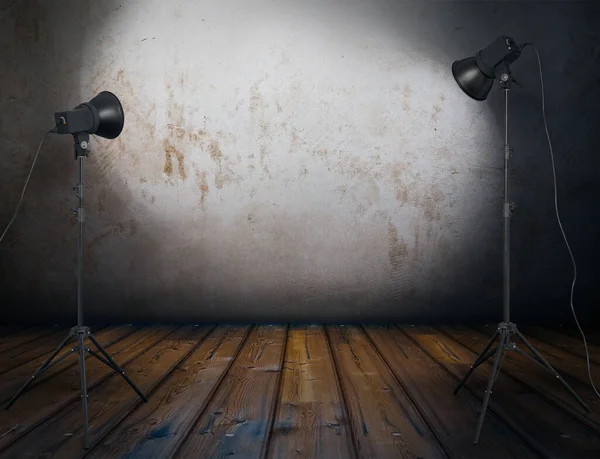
4,94,147,450
451,39,590,443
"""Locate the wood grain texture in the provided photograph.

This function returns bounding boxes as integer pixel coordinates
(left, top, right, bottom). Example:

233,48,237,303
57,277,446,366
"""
363,325,539,459
326,325,446,459
268,325,354,459
520,326,600,365
0,325,177,452
0,324,139,403
0,327,116,375
0,325,598,458
0,326,72,375
444,326,600,430
0,326,61,354
554,326,600,346
87,325,249,459
477,325,600,388
175,325,287,459
405,326,600,458
0,325,212,459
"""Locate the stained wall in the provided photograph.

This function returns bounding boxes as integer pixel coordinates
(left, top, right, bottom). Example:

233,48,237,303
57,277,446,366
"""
1,1,599,324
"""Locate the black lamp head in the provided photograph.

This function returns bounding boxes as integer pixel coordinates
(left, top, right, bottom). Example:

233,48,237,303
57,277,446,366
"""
452,36,523,101
53,91,124,139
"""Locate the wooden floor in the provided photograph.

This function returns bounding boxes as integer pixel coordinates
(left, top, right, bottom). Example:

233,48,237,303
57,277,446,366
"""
0,324,599,458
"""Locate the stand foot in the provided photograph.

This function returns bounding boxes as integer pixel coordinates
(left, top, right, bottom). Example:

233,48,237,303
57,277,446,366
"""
76,330,90,449
88,333,147,402
455,322,589,444
5,325,148,450
454,330,499,395
474,330,507,444
4,333,73,410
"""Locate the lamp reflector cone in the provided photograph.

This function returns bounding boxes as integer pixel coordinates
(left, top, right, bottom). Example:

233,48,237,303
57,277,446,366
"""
88,91,124,139
452,57,494,101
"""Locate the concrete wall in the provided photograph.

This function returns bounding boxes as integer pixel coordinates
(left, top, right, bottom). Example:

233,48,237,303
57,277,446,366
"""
1,0,599,324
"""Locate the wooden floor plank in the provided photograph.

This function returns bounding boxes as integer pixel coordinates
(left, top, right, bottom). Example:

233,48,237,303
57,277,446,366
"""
405,326,600,458
363,325,540,459
174,325,287,459
476,325,600,388
555,326,600,346
520,326,600,365
0,326,104,375
86,325,249,459
0,325,213,459
0,323,595,459
0,326,61,354
443,326,600,431
268,325,355,459
0,324,142,403
326,325,446,459
0,325,177,452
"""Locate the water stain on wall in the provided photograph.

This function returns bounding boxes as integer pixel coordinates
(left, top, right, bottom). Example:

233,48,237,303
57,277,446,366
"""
390,162,412,205
168,124,207,143
420,183,444,222
389,162,445,222
208,140,223,164
387,219,408,271
163,140,186,180
195,170,209,208
163,149,173,176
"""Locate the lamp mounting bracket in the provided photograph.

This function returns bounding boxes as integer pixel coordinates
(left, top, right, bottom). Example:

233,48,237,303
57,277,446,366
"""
73,132,90,160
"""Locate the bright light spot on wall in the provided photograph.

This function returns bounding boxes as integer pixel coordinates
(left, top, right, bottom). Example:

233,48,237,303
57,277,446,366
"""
80,0,500,315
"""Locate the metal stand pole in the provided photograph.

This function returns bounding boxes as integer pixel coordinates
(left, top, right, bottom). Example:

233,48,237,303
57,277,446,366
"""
453,80,590,444
77,155,84,328
502,87,511,325
4,136,148,450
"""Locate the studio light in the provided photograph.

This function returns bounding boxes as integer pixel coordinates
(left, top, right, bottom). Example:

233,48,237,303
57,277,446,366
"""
54,91,124,139
51,91,125,161
4,91,146,450
450,37,590,444
452,36,522,101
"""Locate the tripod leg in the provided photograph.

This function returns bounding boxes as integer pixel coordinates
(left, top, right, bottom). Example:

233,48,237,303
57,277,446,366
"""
5,333,73,410
513,346,551,371
454,330,499,395
455,346,498,395
88,334,148,402
77,332,90,449
474,330,507,444
515,329,590,412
